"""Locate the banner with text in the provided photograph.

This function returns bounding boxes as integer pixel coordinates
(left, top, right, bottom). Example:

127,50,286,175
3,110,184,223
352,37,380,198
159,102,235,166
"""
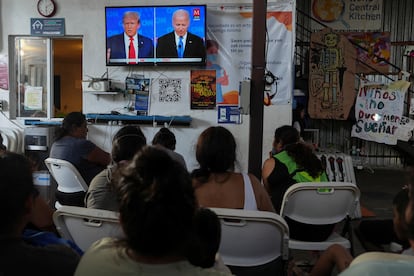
206,2,294,106
311,0,383,31
351,80,414,145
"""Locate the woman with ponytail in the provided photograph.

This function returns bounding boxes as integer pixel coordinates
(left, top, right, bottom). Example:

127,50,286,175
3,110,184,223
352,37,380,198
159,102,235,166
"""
262,125,330,241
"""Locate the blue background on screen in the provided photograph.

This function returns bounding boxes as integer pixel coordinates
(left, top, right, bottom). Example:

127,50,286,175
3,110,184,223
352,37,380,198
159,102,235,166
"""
106,7,155,40
105,5,206,44
154,6,206,40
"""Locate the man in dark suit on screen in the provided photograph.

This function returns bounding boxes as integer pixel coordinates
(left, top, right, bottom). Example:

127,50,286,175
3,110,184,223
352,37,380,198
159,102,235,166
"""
107,11,154,64
156,9,205,60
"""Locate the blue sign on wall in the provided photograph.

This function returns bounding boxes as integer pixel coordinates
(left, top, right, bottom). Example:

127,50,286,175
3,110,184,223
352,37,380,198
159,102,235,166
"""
31,18,65,36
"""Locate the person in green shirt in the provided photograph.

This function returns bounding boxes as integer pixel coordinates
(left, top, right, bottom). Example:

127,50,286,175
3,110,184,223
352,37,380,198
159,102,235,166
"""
262,125,330,241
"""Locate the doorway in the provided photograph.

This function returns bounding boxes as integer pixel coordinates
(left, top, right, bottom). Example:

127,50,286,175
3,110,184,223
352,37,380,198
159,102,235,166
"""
9,36,82,119
53,38,82,117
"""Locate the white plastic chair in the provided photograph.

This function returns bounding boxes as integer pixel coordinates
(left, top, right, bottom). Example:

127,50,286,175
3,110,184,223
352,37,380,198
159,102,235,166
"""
280,182,360,253
53,205,124,252
1,127,22,153
209,207,289,274
44,157,88,208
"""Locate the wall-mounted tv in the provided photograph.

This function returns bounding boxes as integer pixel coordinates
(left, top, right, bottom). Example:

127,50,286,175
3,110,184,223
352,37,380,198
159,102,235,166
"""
105,5,206,66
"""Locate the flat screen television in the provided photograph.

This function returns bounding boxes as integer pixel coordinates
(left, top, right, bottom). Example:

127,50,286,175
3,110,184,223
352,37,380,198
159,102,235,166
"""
105,5,206,66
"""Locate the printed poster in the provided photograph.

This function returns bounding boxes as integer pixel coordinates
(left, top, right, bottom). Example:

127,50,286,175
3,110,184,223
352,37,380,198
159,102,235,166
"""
345,32,390,74
190,70,216,109
218,105,241,124
351,80,414,145
206,3,294,105
311,0,383,31
126,77,151,115
308,28,357,120
24,86,43,110
0,55,9,90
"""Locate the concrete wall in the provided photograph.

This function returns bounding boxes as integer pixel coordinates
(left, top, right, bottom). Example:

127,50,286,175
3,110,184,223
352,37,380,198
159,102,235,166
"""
0,0,292,172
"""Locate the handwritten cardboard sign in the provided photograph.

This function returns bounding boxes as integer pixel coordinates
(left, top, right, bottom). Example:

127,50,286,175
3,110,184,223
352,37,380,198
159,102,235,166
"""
351,80,414,145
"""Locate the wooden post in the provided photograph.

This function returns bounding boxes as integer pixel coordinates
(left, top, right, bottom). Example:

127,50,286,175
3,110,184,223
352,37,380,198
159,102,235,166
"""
248,0,267,179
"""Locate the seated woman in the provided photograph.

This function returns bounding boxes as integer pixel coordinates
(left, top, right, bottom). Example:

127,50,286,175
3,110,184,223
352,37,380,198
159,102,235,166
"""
0,152,80,275
50,112,110,206
85,125,147,211
262,125,329,241
75,146,230,276
192,126,273,211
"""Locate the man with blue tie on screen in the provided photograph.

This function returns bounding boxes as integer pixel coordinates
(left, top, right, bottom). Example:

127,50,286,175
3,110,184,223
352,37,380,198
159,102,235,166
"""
107,11,154,64
156,9,206,60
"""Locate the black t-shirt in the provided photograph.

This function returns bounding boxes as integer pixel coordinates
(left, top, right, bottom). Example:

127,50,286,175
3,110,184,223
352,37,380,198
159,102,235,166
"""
266,157,297,213
266,157,335,242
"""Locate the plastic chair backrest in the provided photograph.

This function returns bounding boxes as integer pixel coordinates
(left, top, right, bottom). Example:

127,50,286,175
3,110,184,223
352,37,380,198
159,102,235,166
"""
280,182,360,225
44,157,88,193
209,207,289,267
53,205,124,252
1,127,22,153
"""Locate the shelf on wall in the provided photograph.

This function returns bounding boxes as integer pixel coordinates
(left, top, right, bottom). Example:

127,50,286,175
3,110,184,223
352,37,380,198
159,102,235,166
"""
83,91,122,100
85,113,192,126
24,120,62,126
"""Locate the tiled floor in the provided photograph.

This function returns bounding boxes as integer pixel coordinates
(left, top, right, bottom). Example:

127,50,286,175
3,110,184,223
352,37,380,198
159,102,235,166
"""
352,167,407,256
355,167,406,220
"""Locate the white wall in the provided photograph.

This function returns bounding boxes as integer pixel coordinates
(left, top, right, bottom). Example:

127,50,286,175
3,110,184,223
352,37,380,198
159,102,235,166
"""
0,0,292,172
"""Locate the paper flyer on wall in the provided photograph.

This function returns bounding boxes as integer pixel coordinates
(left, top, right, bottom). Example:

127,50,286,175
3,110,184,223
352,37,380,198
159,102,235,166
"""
24,86,43,110
126,77,150,115
190,69,216,109
217,105,240,124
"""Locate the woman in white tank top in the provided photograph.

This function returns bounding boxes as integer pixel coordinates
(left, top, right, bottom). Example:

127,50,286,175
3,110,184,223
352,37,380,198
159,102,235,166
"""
191,126,274,212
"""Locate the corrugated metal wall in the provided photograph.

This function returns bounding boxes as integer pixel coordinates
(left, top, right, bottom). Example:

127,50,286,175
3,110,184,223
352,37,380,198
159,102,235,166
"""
295,0,414,169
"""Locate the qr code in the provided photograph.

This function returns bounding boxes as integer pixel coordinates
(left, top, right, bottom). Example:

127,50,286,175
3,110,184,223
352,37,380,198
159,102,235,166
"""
158,78,182,102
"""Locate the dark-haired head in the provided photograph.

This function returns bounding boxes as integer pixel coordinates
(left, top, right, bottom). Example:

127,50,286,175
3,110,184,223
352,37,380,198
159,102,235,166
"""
187,208,221,268
111,126,146,163
274,125,300,149
113,146,196,257
273,125,324,178
152,127,176,150
192,126,236,183
0,152,36,235
56,112,86,140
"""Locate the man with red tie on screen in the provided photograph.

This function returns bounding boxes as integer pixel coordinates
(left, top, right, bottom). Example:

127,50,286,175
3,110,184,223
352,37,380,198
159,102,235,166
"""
156,9,205,60
107,11,154,64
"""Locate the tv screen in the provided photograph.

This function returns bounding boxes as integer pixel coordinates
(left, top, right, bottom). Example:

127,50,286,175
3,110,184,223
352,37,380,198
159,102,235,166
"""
105,5,206,66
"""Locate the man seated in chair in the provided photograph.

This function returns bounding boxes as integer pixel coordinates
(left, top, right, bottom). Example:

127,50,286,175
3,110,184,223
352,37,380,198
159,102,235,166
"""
0,152,80,275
